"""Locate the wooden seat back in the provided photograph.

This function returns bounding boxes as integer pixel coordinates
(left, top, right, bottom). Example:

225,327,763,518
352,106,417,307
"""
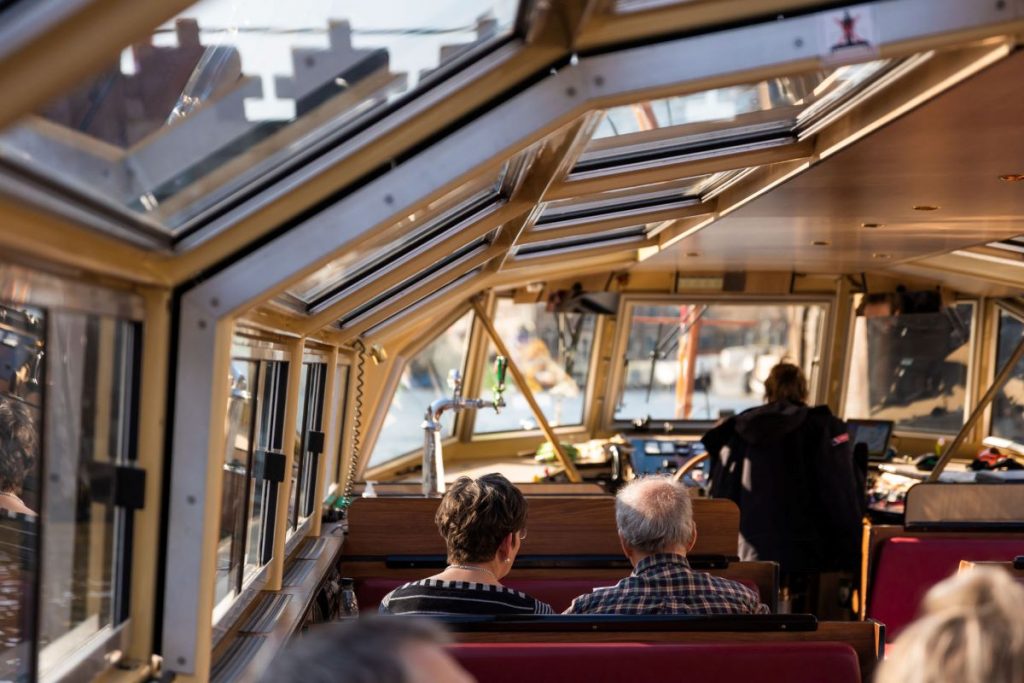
344,496,740,557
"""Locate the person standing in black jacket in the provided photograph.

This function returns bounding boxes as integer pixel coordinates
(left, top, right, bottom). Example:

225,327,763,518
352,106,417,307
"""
701,362,863,613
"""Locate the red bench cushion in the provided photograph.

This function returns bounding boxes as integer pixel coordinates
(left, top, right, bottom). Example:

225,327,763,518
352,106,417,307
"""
449,642,861,683
868,537,1024,640
357,576,762,613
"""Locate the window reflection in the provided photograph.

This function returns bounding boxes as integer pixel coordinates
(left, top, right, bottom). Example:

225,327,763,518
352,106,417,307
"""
247,361,288,574
0,303,43,683
216,355,291,612
592,61,889,141
991,311,1024,443
0,0,520,233
323,366,349,497
845,303,974,434
369,312,472,467
616,303,826,422
291,362,326,531
216,360,257,607
475,301,595,433
39,312,137,679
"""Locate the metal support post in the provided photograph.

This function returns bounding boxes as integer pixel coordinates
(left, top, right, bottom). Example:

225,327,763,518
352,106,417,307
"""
470,298,583,483
929,330,1024,481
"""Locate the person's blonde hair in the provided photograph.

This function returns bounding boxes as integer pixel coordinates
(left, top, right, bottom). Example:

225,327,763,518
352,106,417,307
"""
875,567,1024,683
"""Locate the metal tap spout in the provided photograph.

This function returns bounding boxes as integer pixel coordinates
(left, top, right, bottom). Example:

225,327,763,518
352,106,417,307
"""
421,361,508,497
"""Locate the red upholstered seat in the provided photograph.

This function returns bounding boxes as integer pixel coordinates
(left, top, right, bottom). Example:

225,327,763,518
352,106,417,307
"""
449,642,861,683
868,537,1024,640
356,577,764,612
504,578,618,611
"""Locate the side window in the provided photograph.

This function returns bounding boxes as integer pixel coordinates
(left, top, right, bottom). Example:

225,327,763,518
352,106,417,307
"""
215,360,258,609
845,302,974,433
475,301,596,433
614,302,827,423
215,354,289,617
991,309,1024,442
324,365,349,498
291,361,326,531
251,362,287,568
0,303,45,683
368,312,472,468
40,311,138,680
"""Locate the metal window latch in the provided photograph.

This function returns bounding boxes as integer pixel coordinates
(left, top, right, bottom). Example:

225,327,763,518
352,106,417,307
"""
87,462,146,510
253,450,286,483
306,430,325,454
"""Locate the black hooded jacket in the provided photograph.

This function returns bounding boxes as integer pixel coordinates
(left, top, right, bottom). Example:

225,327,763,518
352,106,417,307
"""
701,401,862,573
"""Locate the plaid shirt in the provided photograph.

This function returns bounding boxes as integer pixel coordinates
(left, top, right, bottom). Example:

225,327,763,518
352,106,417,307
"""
563,554,770,616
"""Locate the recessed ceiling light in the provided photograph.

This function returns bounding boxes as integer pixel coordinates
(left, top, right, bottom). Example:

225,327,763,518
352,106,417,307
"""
872,253,891,259
861,222,884,229
812,240,830,246
999,174,1024,182
913,205,940,211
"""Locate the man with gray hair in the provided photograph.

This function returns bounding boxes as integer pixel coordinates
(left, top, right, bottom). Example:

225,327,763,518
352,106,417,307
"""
564,476,769,615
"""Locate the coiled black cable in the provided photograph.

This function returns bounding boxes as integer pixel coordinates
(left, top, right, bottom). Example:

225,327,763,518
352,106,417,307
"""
340,339,366,506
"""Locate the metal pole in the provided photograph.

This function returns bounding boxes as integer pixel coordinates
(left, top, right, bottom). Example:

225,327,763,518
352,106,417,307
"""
471,299,583,483
928,330,1024,481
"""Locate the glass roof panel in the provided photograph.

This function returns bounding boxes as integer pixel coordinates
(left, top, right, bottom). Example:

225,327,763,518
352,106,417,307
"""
0,0,519,237
283,169,503,310
614,0,692,12
584,60,890,165
538,176,711,225
516,228,647,257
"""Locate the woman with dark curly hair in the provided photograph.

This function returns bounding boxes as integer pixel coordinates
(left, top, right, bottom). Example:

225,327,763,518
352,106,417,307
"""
380,473,553,615
0,397,37,516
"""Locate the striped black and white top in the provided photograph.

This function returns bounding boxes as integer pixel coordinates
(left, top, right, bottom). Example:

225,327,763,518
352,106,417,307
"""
379,579,555,616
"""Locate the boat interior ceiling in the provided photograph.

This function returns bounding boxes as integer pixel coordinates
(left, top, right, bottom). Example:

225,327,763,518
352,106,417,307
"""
6,1,1024,681
636,48,1024,283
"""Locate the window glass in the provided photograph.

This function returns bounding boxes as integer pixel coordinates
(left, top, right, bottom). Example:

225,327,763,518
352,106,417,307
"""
287,176,501,307
845,303,974,434
0,303,44,683
288,365,308,532
615,303,827,422
216,354,293,612
0,0,520,235
215,359,257,607
292,362,326,529
368,312,472,467
475,301,596,433
39,312,137,679
990,310,1024,442
247,361,287,573
591,61,889,141
323,365,349,497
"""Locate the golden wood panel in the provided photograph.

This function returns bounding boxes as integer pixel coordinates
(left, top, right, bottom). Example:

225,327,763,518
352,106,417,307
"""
343,496,740,557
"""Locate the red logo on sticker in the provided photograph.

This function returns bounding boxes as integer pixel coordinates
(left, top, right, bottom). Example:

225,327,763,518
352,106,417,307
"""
832,433,850,446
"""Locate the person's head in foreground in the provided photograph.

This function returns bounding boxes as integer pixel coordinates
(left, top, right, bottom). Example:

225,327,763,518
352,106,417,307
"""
615,476,696,566
262,617,474,683
875,567,1024,683
763,362,808,405
435,473,528,580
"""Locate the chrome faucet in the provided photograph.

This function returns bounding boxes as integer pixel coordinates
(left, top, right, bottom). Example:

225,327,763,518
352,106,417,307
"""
422,357,507,497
